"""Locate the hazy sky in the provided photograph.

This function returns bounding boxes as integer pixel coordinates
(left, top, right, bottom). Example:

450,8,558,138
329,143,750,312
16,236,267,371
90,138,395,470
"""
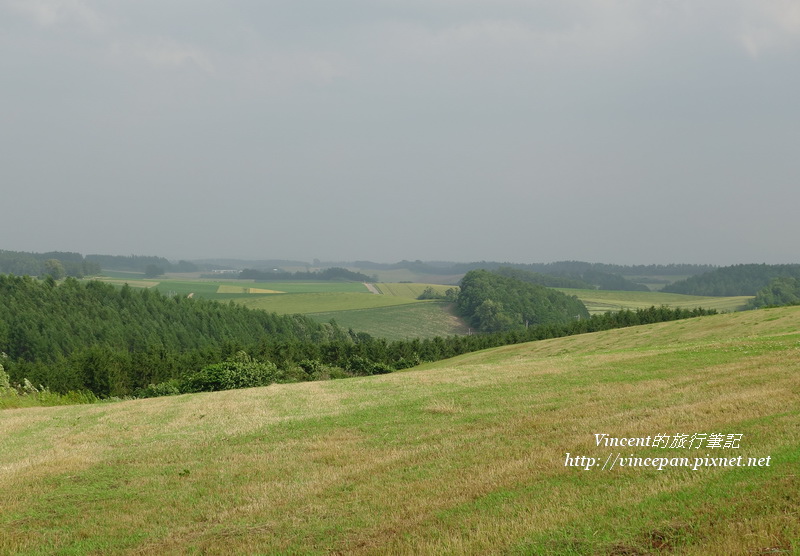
2,1,799,265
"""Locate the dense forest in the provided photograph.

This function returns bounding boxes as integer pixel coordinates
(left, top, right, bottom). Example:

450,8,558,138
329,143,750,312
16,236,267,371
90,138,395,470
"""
662,264,800,296
239,267,375,282
0,273,716,399
0,275,349,395
457,270,590,332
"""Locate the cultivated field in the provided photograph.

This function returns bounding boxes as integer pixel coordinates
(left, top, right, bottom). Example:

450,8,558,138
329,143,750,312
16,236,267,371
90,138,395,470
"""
308,301,469,340
2,306,798,554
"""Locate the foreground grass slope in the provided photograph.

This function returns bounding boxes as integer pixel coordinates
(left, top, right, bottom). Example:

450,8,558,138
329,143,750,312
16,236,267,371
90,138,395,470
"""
2,308,798,554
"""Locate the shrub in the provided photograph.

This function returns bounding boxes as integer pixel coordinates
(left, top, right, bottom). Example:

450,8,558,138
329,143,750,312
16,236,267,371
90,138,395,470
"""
346,355,395,376
181,351,278,393
135,380,182,399
0,363,9,391
297,359,351,381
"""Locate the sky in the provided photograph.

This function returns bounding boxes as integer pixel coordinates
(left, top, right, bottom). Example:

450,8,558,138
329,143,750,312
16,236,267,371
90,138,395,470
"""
2,0,799,265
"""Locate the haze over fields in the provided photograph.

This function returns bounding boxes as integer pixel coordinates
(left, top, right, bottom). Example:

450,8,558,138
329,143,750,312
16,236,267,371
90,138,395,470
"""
2,1,799,264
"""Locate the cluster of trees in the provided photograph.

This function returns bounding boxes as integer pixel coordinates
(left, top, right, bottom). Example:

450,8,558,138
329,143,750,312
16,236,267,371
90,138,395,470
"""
0,272,718,400
748,277,800,309
662,264,800,296
417,286,459,301
239,267,375,282
457,270,590,332
0,250,101,278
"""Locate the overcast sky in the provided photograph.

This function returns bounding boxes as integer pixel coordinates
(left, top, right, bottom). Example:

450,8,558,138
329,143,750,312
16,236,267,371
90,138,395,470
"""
2,1,799,265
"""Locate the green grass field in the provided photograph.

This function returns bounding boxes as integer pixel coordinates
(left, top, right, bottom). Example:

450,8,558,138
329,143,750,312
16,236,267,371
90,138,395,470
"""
2,306,798,554
308,301,469,340
234,291,418,314
374,282,453,298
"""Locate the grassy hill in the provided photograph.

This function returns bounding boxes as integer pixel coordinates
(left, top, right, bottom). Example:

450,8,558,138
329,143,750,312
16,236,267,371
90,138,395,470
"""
2,306,798,554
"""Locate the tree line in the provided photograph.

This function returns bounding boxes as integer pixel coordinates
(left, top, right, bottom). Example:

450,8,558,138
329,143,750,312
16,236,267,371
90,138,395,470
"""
0,250,101,278
239,267,375,282
85,254,198,273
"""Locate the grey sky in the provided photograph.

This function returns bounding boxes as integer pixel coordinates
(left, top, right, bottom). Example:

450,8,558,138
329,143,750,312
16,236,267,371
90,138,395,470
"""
2,1,799,265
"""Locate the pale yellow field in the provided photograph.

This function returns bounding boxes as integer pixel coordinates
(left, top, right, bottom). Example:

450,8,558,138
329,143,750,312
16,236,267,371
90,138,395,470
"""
216,285,285,294
92,278,160,288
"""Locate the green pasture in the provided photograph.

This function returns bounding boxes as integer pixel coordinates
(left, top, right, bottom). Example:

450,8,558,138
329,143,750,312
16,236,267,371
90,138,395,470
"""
374,282,454,298
308,301,469,340
559,288,752,314
92,278,369,298
2,307,798,554
234,291,417,314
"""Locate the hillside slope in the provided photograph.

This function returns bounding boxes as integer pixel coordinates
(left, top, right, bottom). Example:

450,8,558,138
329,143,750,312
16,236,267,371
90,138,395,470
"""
1,307,799,554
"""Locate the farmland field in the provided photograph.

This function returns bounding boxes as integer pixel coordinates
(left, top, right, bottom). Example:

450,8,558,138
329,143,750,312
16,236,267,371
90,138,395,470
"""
308,301,469,340
2,306,798,554
374,282,453,298
234,292,416,314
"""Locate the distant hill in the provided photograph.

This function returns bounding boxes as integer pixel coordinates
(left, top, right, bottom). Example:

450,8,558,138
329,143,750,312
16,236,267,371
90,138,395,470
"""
662,263,800,296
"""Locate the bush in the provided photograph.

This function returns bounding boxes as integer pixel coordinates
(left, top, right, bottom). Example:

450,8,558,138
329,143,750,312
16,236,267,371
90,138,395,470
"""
181,351,278,393
0,362,9,391
135,379,182,399
346,355,395,376
297,359,351,381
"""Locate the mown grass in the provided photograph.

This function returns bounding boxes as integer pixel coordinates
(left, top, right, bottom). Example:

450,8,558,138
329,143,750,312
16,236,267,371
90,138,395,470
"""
2,306,798,554
308,301,469,340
